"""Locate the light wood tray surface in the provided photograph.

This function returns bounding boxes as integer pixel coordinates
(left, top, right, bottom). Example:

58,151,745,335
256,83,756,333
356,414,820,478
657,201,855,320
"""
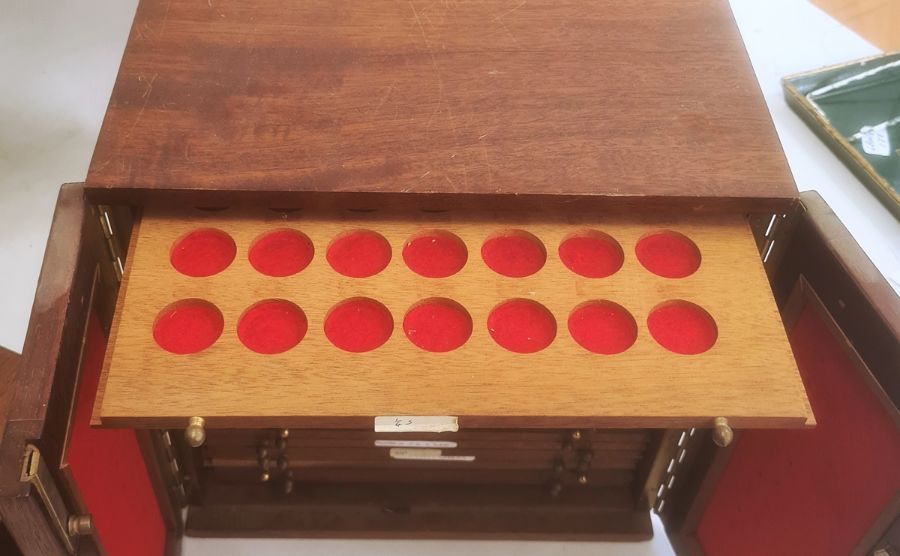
96,207,812,429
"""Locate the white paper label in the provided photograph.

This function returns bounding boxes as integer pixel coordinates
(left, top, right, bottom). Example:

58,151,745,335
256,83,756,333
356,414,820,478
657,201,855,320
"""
374,440,458,448
860,125,890,156
374,416,459,433
389,448,475,462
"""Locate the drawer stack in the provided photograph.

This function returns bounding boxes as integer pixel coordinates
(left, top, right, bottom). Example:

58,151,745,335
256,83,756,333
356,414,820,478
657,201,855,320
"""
187,428,662,540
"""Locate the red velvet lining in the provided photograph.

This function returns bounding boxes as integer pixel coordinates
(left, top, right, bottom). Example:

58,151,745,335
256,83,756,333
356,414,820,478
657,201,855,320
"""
403,298,472,352
697,304,900,555
568,301,637,354
487,299,556,353
558,232,624,278
481,231,546,278
634,231,700,278
169,228,236,277
152,299,223,354
324,298,394,352
68,314,166,556
248,229,314,277
646,300,716,354
326,230,392,278
237,299,307,354
402,231,468,278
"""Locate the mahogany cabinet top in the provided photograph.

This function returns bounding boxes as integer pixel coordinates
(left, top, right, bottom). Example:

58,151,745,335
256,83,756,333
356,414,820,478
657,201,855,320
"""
85,0,797,210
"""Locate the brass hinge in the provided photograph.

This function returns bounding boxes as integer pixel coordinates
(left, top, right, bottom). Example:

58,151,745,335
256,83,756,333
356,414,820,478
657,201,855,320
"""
652,428,695,515
752,208,800,275
19,444,77,554
160,431,189,505
97,205,124,282
759,213,786,266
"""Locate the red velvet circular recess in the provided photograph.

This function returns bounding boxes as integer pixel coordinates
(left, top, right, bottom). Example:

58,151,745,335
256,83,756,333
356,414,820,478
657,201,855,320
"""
635,231,701,278
326,230,392,278
403,298,472,352
487,299,556,353
402,231,468,278
170,228,236,277
568,301,637,354
237,300,307,354
647,300,717,355
558,231,624,278
324,298,394,352
481,230,547,277
248,229,314,277
153,300,223,354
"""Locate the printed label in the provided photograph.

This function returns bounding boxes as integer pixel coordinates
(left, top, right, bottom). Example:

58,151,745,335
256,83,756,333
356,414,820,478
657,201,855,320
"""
388,448,475,462
861,125,890,156
374,416,459,433
374,440,458,448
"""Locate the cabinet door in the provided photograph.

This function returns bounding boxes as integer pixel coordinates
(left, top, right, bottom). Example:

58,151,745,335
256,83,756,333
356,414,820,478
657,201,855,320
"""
0,184,173,555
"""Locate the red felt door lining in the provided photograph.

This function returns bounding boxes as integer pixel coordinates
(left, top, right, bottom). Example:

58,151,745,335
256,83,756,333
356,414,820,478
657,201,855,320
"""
697,303,900,556
66,314,166,556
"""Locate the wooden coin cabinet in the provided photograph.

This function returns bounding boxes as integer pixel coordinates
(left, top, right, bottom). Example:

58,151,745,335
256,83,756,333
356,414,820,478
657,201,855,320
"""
1,1,897,555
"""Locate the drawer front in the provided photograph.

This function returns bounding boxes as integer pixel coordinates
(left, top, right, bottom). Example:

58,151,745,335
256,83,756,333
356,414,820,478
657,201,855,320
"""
200,428,656,494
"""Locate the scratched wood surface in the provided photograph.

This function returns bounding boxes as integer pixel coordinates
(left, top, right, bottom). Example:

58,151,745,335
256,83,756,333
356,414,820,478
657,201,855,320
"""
95,207,812,429
84,0,796,211
0,347,18,438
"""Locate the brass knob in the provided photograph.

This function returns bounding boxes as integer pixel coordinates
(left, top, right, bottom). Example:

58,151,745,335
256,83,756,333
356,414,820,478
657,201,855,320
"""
68,514,94,536
570,430,582,441
577,474,588,485
185,416,206,448
260,471,271,482
280,429,290,439
712,417,733,447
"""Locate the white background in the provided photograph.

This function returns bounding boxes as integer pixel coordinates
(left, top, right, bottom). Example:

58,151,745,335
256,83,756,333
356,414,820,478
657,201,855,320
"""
1,1,897,554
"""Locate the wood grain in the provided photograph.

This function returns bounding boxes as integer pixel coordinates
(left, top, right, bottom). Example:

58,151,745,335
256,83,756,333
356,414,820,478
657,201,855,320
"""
0,347,18,441
85,0,796,212
0,184,95,499
97,207,811,429
813,0,900,50
187,482,652,540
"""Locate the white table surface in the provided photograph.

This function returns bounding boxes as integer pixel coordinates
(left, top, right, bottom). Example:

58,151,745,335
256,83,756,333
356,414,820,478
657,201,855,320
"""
0,1,896,554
